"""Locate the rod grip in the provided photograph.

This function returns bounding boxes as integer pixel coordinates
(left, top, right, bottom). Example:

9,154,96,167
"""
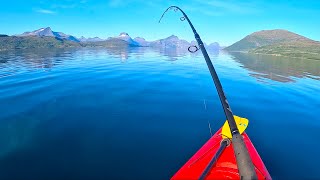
232,133,258,180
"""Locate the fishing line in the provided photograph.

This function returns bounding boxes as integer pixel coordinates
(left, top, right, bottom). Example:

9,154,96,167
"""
162,6,214,137
159,5,222,138
207,119,213,137
191,46,213,137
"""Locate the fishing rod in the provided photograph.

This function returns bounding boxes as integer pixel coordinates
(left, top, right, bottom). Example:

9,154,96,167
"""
159,6,258,179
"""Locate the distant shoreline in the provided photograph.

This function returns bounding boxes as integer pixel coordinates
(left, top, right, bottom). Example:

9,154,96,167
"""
226,51,320,61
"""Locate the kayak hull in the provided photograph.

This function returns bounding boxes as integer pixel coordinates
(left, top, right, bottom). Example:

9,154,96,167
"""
171,129,271,180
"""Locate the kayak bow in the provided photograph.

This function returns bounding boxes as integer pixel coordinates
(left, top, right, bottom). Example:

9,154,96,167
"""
159,6,271,180
171,117,271,180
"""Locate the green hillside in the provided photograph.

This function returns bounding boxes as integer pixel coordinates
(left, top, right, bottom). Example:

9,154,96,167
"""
224,29,320,60
224,29,312,52
250,41,320,60
0,36,131,51
0,36,81,51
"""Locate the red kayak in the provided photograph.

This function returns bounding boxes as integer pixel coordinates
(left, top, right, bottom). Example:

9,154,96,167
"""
160,6,271,180
171,116,271,180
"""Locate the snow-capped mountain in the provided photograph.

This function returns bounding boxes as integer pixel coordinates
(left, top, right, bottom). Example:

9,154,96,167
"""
116,32,139,46
14,27,221,49
19,27,80,42
133,37,150,47
126,34,221,49
20,27,54,37
150,35,191,49
79,36,105,42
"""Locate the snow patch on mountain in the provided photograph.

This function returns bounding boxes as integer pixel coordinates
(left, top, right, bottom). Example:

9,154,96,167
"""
116,32,139,46
19,27,80,42
79,36,105,42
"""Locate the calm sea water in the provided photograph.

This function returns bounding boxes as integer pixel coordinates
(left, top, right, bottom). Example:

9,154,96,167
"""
0,47,319,180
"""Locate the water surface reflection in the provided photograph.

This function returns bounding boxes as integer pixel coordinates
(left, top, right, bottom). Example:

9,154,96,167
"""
0,48,319,180
230,52,320,82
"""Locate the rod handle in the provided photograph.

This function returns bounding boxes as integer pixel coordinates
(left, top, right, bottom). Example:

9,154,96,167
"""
232,133,258,180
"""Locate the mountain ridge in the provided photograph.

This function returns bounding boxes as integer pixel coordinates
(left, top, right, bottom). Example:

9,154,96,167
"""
1,27,221,51
224,29,316,52
2,28,319,60
224,29,320,60
19,27,80,42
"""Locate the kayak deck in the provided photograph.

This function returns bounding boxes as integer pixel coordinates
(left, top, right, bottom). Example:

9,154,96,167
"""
171,129,271,180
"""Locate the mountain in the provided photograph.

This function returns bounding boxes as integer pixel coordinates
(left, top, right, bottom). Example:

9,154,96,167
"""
225,29,320,60
20,27,54,37
115,32,139,46
150,36,221,50
79,36,104,42
0,34,8,37
54,32,80,42
19,27,80,42
207,42,221,51
133,37,150,47
150,35,191,49
1,27,222,51
0,36,133,51
81,38,131,48
225,29,312,52
0,36,81,51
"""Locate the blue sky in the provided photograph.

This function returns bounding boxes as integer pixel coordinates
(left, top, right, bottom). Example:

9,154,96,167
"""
1,0,319,46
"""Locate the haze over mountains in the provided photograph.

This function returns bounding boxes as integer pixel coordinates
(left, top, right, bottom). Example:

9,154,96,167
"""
7,27,221,50
1,27,319,60
78,36,104,42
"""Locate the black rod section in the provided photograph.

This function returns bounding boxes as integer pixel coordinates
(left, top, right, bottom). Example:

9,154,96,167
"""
199,139,229,180
160,6,257,179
